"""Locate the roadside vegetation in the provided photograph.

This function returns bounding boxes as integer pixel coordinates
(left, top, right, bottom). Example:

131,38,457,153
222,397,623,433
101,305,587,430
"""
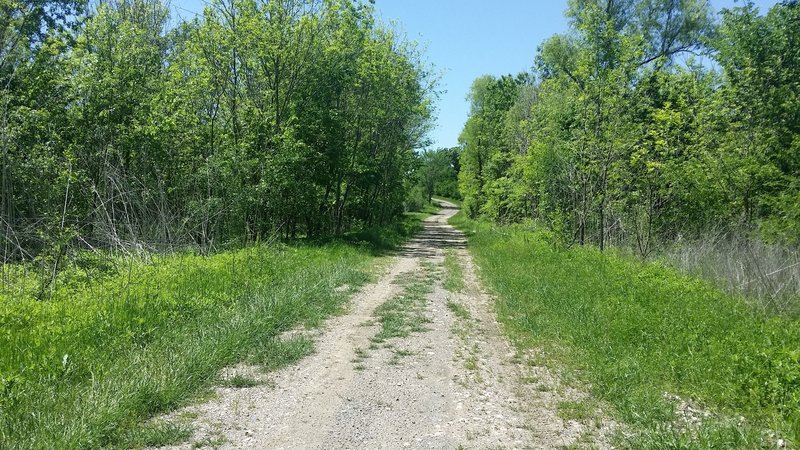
0,216,428,449
451,212,800,448
440,3,800,443
2,0,435,271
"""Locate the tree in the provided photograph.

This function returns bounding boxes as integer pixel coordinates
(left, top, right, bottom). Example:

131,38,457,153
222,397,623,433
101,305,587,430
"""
458,74,524,218
1,0,85,259
712,1,800,241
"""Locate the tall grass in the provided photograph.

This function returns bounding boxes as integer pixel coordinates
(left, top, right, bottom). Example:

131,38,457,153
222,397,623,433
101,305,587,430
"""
659,233,800,317
451,213,800,448
0,215,425,449
0,245,369,448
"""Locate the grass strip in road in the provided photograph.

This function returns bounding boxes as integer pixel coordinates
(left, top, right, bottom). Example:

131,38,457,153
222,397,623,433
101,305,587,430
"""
446,300,470,320
443,249,465,293
450,212,800,449
371,264,435,345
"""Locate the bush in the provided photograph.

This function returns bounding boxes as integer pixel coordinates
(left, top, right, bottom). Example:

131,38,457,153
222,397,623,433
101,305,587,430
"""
405,185,428,213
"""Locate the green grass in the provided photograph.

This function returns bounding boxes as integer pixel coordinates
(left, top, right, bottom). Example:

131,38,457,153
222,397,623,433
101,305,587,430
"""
119,420,193,449
249,335,316,371
557,400,595,422
0,215,428,449
191,433,227,449
443,249,465,293
446,300,470,320
388,348,414,365
371,266,434,345
450,212,800,448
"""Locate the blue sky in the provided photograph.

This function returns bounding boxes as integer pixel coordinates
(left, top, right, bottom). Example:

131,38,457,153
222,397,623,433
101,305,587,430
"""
171,0,781,149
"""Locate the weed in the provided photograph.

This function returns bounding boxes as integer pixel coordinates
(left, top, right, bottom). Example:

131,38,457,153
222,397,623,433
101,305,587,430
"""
464,354,479,371
191,433,227,449
219,374,262,389
446,300,470,320
389,348,414,365
557,400,594,422
443,250,466,292
178,411,199,421
660,233,800,316
352,347,370,366
371,268,433,345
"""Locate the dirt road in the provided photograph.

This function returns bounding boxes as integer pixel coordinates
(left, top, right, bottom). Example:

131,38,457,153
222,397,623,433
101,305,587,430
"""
164,201,609,449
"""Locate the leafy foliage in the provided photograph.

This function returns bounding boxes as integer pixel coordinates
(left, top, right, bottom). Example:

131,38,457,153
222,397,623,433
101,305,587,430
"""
1,0,435,265
457,0,800,250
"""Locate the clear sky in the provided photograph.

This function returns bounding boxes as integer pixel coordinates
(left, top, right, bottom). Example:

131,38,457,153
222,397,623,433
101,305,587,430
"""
171,0,781,149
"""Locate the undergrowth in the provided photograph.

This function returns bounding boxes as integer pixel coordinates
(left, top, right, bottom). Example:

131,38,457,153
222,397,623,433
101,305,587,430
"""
450,212,800,448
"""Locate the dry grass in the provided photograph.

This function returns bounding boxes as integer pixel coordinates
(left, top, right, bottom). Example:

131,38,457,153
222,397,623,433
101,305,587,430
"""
661,233,800,316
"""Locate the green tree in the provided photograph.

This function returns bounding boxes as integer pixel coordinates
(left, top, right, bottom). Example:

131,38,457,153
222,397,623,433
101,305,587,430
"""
711,1,800,241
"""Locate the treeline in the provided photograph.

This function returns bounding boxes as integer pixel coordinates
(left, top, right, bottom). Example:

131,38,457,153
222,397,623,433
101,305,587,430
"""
458,0,799,255
408,146,461,209
1,0,433,261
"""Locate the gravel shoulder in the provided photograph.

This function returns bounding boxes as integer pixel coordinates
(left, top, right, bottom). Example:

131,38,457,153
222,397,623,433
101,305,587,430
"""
159,202,612,449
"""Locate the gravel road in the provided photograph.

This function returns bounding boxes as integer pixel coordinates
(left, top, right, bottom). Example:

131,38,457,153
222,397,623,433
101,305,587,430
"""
160,201,612,449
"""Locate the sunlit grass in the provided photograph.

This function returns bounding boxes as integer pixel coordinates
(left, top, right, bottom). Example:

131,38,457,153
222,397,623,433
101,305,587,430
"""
450,212,800,448
443,249,465,293
0,218,426,448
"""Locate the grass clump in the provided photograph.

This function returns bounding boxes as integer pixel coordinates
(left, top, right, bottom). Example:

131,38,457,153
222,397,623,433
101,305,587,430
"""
443,250,465,293
219,374,263,389
118,420,193,449
446,300,470,320
450,212,800,448
191,433,227,449
249,335,315,371
557,400,595,422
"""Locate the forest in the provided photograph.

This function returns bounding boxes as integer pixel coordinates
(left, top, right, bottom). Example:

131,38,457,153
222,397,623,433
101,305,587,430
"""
456,0,799,244
1,0,434,263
